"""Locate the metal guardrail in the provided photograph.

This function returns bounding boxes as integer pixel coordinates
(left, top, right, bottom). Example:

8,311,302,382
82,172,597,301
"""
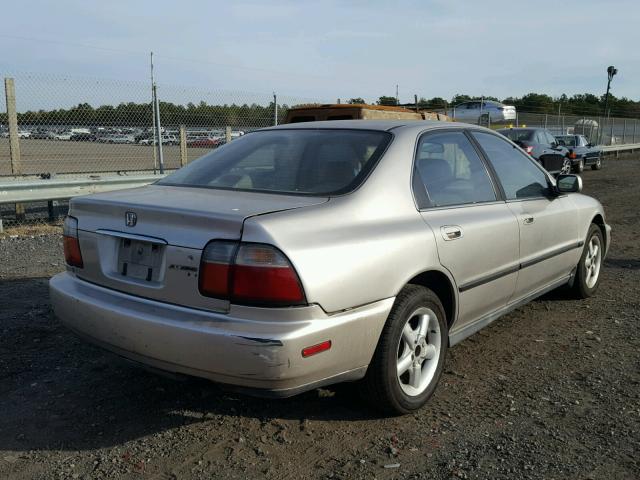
600,143,640,153
0,174,165,205
0,142,638,207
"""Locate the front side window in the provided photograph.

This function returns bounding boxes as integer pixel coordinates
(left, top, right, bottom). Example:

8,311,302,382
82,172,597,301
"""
158,129,391,195
472,131,550,200
544,131,557,145
414,131,497,208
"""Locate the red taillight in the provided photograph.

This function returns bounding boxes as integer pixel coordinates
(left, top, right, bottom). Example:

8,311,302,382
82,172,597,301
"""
524,146,534,155
198,241,236,298
567,151,577,159
63,216,83,268
199,241,305,306
302,340,332,358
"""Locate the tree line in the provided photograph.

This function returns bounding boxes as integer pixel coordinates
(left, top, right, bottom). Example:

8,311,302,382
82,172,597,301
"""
1,91,639,129
368,92,640,118
0,101,285,128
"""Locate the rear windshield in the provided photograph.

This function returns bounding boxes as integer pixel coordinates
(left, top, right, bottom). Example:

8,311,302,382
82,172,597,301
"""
498,129,534,142
158,129,392,195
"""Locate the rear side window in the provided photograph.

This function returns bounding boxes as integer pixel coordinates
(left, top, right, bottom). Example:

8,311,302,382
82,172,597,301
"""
159,129,392,195
414,131,497,208
472,131,550,200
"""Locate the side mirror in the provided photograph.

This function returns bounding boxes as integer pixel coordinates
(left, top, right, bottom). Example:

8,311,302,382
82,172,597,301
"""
587,143,593,148
556,174,582,193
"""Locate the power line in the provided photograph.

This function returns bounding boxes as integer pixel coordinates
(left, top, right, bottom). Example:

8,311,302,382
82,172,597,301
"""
0,33,336,81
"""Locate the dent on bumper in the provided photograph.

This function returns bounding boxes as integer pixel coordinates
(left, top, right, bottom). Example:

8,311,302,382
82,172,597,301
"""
49,272,393,394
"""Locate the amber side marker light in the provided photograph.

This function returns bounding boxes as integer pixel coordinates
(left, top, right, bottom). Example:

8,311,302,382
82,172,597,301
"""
302,340,332,358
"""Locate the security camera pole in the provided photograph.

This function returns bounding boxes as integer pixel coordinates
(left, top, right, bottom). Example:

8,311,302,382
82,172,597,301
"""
603,65,618,119
601,65,617,145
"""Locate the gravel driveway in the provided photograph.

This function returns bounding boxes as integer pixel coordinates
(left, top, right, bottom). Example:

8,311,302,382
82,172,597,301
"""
1,156,639,479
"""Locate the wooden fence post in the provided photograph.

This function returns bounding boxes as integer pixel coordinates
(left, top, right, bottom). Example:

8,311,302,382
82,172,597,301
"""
5,77,25,220
179,124,187,167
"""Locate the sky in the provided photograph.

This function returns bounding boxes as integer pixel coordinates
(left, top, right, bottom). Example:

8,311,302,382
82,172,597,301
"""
0,0,638,108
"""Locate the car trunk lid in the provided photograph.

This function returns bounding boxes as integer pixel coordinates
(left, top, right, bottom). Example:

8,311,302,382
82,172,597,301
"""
69,184,327,312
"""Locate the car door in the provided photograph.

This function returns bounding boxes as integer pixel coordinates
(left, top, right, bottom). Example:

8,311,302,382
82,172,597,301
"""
413,129,519,330
470,131,581,301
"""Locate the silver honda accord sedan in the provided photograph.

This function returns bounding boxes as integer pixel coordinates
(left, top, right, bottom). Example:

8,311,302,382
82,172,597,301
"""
50,120,611,414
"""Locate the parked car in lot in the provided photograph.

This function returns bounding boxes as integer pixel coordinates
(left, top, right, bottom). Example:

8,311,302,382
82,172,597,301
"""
50,120,610,414
453,100,516,123
70,132,97,142
161,134,178,145
17,130,31,139
187,137,225,148
30,129,56,140
555,134,602,172
497,127,571,176
138,134,179,145
54,131,74,141
98,134,135,144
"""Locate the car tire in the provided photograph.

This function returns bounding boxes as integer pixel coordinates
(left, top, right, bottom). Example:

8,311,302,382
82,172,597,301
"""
573,159,584,173
360,284,448,415
591,157,602,170
571,224,604,299
560,158,572,175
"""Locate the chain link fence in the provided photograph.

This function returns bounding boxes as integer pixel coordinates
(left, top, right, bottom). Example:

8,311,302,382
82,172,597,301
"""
0,73,326,177
494,112,640,146
2,73,640,231
0,73,327,229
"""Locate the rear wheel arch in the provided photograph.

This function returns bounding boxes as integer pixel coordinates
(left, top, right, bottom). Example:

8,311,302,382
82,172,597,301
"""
405,270,457,329
591,214,607,249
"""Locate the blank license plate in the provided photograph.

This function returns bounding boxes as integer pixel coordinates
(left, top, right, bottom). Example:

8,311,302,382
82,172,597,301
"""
118,239,163,281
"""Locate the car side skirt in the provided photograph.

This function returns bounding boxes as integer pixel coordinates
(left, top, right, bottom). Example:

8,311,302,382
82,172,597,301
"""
449,274,571,346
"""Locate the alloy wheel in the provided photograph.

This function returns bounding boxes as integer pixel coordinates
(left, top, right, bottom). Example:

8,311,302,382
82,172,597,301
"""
396,307,442,397
584,235,602,288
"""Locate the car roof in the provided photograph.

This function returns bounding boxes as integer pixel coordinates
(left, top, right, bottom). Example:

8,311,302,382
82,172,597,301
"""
265,119,474,133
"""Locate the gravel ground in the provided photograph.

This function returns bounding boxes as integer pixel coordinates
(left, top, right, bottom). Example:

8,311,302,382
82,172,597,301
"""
1,156,639,479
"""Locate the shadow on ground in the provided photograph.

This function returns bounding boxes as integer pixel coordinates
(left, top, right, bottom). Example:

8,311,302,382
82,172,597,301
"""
0,277,386,454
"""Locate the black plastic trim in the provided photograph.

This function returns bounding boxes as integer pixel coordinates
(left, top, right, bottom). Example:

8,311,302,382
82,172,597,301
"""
458,241,584,292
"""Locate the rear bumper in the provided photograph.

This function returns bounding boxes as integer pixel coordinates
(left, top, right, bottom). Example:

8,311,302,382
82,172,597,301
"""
49,272,392,396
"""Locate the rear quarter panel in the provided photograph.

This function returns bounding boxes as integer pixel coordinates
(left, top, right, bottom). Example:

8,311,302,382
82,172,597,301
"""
241,129,450,313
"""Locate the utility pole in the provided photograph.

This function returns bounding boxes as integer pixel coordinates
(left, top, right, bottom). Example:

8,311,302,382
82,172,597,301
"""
273,92,278,126
150,52,158,173
151,52,164,174
395,84,399,105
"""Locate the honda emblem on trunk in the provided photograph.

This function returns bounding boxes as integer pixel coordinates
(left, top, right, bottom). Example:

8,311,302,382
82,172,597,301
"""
125,211,137,227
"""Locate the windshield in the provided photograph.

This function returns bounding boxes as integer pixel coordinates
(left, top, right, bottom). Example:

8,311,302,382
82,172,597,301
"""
498,129,534,142
158,129,392,195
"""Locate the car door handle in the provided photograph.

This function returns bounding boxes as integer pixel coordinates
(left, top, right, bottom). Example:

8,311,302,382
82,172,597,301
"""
523,216,535,225
441,225,463,241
